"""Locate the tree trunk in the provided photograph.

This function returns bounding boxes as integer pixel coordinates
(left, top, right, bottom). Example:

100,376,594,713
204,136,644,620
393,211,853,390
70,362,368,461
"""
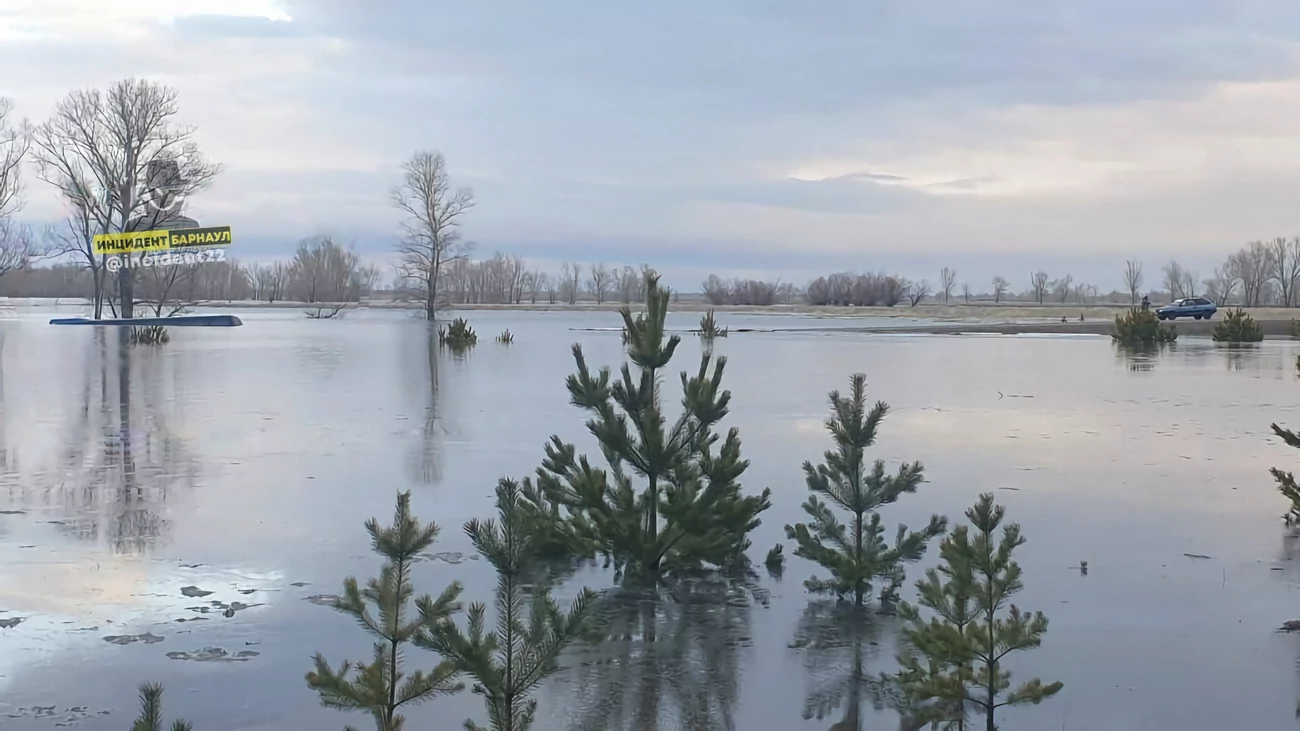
117,263,133,319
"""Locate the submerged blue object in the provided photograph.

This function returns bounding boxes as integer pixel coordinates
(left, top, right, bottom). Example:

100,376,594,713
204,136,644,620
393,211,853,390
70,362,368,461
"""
49,315,243,327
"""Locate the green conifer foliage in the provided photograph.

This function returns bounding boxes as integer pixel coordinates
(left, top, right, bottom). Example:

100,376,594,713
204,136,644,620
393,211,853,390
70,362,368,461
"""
306,491,465,731
420,479,599,731
783,373,946,607
131,683,192,731
527,273,772,583
894,494,1062,731
1271,423,1300,523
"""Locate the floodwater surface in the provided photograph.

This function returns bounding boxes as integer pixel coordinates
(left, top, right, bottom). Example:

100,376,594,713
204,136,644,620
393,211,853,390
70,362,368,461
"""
1,306,1299,730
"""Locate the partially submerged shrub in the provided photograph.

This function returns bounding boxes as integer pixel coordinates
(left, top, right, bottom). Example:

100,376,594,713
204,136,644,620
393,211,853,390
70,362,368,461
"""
1213,308,1264,343
698,308,728,340
438,318,478,348
129,325,170,345
1111,308,1176,345
496,329,514,344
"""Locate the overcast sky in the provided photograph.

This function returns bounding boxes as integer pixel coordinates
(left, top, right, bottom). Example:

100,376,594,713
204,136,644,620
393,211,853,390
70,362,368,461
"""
4,1,1300,290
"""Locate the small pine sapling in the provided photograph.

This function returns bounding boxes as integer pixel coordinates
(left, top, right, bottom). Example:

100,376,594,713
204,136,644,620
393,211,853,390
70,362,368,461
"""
420,479,598,731
306,491,465,731
131,683,192,731
529,273,772,583
784,373,946,607
894,493,1062,731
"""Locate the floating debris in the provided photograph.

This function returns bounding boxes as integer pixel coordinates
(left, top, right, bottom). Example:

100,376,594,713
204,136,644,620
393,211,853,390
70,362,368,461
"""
2,706,104,723
0,509,24,515
179,563,205,569
1279,620,1300,632
186,599,260,617
180,586,213,598
238,589,256,595
289,582,309,587
305,594,339,607
417,551,479,565
0,617,26,629
174,617,208,623
166,647,259,662
1183,553,1213,560
103,633,164,646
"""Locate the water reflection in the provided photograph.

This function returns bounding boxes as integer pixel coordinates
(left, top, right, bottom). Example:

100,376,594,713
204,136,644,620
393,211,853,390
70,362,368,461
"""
790,602,896,731
12,329,199,554
409,325,445,484
1113,343,1167,372
565,585,750,731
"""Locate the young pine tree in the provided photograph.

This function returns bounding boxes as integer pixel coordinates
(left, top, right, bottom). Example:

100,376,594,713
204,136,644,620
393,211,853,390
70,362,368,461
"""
783,373,946,607
306,491,465,731
419,479,599,731
894,493,1062,731
527,273,772,583
1270,422,1300,524
131,683,192,731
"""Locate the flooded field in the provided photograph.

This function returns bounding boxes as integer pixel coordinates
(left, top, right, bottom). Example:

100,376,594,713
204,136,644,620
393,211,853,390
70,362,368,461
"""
1,306,1299,730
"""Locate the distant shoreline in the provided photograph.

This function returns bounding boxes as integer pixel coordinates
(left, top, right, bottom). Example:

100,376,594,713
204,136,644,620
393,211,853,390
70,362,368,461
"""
11,298,1299,338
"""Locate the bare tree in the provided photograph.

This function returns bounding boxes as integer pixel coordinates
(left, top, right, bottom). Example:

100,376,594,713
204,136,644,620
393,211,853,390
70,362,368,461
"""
391,150,474,320
1179,269,1198,298
961,282,971,302
32,79,221,319
1051,274,1073,303
527,270,547,304
777,281,796,304
1228,241,1274,306
559,261,581,304
137,259,204,316
991,276,1009,303
906,279,930,306
288,235,364,303
588,261,610,304
1161,260,1186,301
269,261,290,303
544,271,560,304
1029,272,1049,304
938,267,956,303
1123,259,1143,304
1266,236,1300,307
1204,266,1237,305
0,98,32,279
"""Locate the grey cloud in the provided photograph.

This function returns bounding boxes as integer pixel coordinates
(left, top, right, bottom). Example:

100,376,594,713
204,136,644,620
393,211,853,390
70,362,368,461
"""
285,0,1300,116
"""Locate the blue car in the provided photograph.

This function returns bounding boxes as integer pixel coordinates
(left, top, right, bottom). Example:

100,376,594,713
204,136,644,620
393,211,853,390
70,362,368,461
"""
1155,297,1217,321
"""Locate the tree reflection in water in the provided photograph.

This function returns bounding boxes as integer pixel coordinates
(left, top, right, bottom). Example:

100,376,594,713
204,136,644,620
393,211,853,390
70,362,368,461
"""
18,328,199,554
407,324,446,485
791,602,902,731
564,581,752,731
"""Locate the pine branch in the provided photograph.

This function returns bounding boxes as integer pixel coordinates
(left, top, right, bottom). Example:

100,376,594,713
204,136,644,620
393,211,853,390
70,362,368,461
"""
307,491,465,731
893,494,1061,730
784,374,944,606
423,479,601,731
131,683,192,731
